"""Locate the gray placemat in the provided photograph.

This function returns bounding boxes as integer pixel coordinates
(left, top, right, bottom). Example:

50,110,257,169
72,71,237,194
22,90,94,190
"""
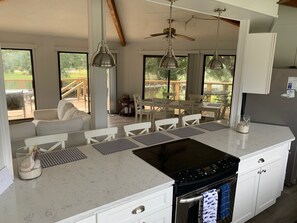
92,138,139,155
41,148,87,168
133,132,174,146
168,127,205,138
196,122,229,131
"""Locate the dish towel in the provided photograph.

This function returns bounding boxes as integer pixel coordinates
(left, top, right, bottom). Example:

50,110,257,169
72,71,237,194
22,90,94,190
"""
202,189,218,223
219,183,231,220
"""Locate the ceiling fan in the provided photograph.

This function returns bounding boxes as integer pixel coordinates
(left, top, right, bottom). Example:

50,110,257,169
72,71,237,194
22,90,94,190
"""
145,19,195,41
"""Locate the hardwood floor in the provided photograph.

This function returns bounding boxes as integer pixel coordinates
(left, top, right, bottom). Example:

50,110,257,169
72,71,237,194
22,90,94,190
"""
108,114,297,223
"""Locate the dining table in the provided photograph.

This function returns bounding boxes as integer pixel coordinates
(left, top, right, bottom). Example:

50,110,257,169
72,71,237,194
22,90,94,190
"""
140,98,222,120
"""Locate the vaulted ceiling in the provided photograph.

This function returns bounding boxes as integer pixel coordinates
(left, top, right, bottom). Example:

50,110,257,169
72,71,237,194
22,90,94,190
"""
0,0,240,44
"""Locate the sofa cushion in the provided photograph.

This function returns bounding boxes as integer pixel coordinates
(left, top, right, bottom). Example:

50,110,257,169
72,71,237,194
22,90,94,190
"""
36,118,84,136
57,100,74,120
9,122,36,141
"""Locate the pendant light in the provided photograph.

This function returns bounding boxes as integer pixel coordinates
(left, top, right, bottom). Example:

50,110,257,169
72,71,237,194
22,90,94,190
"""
159,0,178,70
91,0,115,68
208,8,226,70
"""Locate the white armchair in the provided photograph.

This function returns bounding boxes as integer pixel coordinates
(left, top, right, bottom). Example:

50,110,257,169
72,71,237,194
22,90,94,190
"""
33,100,91,136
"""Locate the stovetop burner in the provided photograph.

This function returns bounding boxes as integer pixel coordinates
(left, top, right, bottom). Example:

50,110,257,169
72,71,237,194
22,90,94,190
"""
133,138,239,194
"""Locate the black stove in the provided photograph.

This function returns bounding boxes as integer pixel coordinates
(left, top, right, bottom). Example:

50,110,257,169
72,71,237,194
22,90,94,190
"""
133,138,239,196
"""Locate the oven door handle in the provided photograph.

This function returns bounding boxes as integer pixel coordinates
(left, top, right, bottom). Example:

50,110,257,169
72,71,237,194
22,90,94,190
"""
179,195,203,204
179,188,220,204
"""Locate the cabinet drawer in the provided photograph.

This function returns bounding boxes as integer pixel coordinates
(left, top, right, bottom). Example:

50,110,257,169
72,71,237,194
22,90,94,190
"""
97,187,173,223
238,144,286,174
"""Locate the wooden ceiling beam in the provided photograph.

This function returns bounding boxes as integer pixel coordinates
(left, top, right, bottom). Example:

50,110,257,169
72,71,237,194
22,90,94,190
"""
106,0,126,46
278,0,297,8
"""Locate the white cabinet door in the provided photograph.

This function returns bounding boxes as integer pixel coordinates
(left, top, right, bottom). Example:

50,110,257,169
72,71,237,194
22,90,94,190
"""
75,215,96,223
97,187,173,223
242,33,277,94
232,169,259,223
256,159,282,214
140,207,172,223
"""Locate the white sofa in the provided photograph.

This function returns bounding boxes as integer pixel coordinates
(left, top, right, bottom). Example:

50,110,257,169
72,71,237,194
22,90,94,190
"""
9,100,91,157
33,100,91,135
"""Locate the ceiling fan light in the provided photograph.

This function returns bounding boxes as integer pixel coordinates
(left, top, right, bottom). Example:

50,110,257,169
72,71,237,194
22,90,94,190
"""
91,43,115,68
160,50,178,70
208,53,224,70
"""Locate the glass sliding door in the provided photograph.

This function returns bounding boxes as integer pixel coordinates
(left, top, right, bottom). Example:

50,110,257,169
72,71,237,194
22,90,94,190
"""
143,55,188,100
1,49,36,120
202,55,236,120
58,52,89,113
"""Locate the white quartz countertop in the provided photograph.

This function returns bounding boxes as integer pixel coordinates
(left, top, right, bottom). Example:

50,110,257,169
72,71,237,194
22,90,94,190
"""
193,122,295,159
0,122,294,223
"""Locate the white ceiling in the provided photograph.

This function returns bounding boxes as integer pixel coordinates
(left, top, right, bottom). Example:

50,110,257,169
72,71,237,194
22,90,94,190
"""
0,0,239,44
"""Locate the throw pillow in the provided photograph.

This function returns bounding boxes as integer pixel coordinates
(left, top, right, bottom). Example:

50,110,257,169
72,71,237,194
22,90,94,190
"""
62,107,78,120
57,100,74,120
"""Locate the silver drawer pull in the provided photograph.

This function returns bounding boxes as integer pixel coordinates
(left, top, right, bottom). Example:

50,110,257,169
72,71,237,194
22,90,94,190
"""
132,205,145,214
258,158,265,163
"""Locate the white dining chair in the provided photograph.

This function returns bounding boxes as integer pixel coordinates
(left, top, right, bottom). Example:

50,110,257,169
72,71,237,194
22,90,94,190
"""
133,94,152,122
155,118,179,131
84,127,118,144
163,92,176,100
182,114,202,127
25,133,68,153
124,122,151,136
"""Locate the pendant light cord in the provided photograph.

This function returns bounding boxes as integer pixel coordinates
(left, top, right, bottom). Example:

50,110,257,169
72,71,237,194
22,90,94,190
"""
214,10,221,55
101,0,105,44
168,0,173,56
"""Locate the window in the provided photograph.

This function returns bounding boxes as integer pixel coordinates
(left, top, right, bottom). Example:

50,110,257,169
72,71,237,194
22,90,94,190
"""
143,55,188,100
202,55,236,120
2,49,36,120
58,52,89,113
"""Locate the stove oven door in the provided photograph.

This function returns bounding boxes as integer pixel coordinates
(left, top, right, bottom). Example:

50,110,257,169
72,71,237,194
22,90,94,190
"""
174,175,237,223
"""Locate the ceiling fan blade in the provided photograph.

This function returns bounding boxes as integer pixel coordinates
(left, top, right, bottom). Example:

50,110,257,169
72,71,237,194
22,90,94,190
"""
150,32,167,37
174,33,195,41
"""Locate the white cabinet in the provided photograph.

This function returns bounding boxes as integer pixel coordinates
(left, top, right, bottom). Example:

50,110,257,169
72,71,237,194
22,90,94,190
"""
256,160,281,214
75,215,96,223
232,143,290,223
242,33,277,94
140,207,172,223
97,187,173,223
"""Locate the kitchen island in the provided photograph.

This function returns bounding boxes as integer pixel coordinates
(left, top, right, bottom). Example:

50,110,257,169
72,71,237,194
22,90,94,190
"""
0,122,294,223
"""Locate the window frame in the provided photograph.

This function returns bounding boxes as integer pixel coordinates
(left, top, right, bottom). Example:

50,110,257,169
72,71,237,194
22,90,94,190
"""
142,55,188,99
2,47,36,120
57,51,90,113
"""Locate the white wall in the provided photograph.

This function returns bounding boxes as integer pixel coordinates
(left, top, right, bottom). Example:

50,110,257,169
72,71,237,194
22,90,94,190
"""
0,32,88,109
272,6,297,68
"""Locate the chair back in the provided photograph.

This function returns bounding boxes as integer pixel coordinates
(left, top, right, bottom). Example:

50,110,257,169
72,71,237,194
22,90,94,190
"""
124,122,151,136
189,94,204,103
182,114,202,127
155,118,179,131
133,94,142,111
84,127,118,144
25,133,68,153
163,92,176,100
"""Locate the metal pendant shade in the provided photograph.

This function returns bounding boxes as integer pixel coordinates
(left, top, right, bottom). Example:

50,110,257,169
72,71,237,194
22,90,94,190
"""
91,0,115,68
92,44,115,68
159,0,178,70
208,8,226,70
